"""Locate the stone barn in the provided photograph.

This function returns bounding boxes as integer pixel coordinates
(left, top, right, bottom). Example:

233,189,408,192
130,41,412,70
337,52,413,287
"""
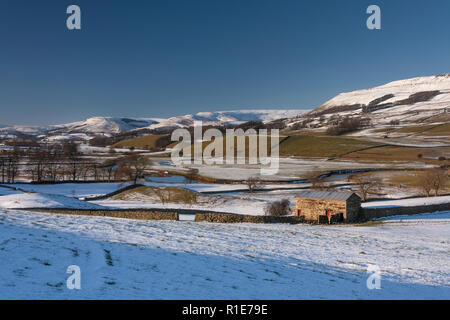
294,191,361,223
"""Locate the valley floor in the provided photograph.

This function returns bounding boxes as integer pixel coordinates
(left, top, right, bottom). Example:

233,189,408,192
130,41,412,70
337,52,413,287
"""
0,209,448,299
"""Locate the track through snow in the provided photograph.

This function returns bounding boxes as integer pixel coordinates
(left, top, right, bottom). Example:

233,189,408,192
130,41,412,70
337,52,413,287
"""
0,210,448,299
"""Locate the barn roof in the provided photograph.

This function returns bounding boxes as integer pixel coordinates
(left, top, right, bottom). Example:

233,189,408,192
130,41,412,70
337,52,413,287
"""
295,191,358,201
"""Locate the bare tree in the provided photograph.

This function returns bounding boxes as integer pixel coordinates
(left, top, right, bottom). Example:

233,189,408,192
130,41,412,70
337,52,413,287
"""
5,149,21,183
45,147,63,182
118,153,152,184
246,176,265,193
0,157,5,183
305,170,327,190
62,141,79,158
99,159,117,182
178,188,198,205
61,142,82,181
149,187,170,205
351,175,379,201
421,168,448,197
420,170,434,197
114,164,133,182
29,150,47,182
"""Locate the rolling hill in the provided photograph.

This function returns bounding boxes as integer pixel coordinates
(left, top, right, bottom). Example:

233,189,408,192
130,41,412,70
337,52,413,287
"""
0,110,306,143
286,74,450,136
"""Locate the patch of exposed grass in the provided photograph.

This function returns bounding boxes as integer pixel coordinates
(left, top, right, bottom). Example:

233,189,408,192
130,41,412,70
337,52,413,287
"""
344,145,450,164
394,124,440,134
422,123,450,136
386,171,423,188
279,135,380,158
372,127,395,133
112,134,168,150
112,185,201,205
391,171,450,189
185,135,280,158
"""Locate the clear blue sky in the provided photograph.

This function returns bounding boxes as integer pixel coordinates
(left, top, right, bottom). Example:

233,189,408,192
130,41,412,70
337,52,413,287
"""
1,0,450,125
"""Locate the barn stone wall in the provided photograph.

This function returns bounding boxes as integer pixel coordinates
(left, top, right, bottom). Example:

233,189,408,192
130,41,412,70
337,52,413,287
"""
294,198,347,222
346,195,362,222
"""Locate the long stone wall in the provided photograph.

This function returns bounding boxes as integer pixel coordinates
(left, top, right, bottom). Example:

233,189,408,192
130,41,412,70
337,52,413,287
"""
361,202,450,220
23,202,450,224
195,213,305,224
27,208,179,221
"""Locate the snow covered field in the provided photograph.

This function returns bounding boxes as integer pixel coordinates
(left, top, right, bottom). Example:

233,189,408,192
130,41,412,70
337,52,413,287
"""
0,209,448,299
161,157,424,181
3,182,450,216
362,196,450,208
3,183,129,198
4,180,307,198
0,193,104,210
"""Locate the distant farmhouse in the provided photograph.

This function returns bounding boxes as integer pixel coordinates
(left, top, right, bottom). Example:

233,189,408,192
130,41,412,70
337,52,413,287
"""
294,191,361,223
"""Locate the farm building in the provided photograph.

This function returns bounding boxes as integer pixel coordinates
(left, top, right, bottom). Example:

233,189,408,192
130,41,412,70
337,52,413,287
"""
294,191,361,223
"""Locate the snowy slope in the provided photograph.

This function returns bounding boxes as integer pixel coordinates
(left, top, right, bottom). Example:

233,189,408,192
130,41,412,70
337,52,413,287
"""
0,209,448,299
0,117,158,142
363,195,450,209
0,193,104,209
288,74,450,129
0,110,306,142
316,74,450,112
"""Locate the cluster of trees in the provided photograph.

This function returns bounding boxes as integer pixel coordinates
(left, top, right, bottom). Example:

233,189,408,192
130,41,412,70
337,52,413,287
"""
0,142,153,184
290,118,312,130
0,149,21,183
304,170,379,201
114,153,152,184
245,176,265,193
348,168,449,200
326,116,370,136
305,170,328,190
351,175,380,201
420,168,448,197
235,120,286,131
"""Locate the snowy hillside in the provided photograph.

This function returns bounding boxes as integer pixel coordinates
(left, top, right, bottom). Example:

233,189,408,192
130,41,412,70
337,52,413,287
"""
0,117,158,142
141,109,306,132
0,209,448,299
288,74,450,129
0,109,305,142
0,193,104,210
316,74,450,112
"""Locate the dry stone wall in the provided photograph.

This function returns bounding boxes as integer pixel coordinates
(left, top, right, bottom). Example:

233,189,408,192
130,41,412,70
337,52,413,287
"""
195,213,305,224
361,202,450,220
27,208,179,221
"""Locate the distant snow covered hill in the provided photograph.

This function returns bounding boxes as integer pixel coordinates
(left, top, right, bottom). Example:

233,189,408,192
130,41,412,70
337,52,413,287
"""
145,109,305,131
287,74,450,129
316,74,450,112
0,117,158,142
0,109,306,142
